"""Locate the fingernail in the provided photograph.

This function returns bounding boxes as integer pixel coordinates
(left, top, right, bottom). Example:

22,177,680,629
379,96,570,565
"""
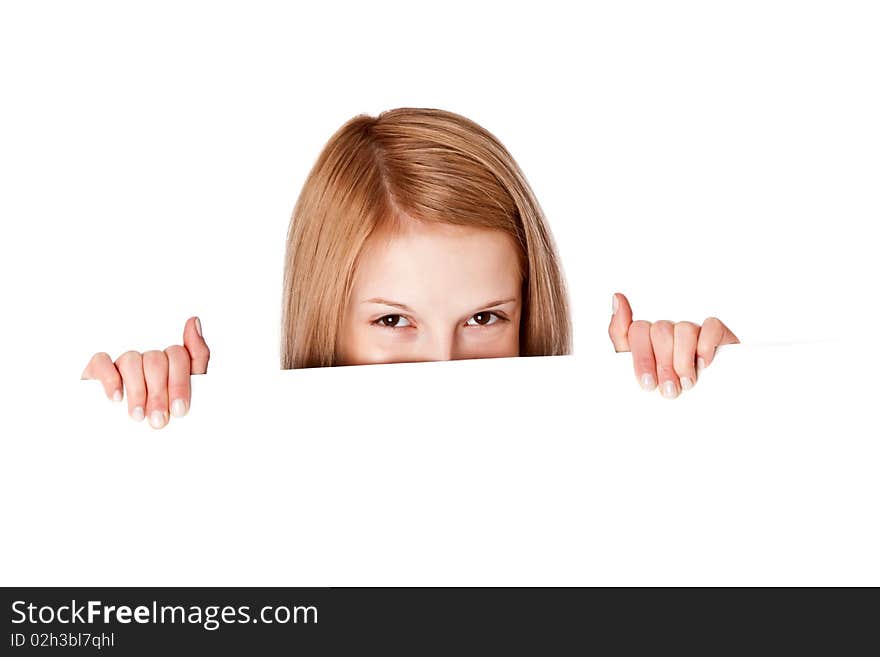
171,399,187,418
640,373,656,391
662,381,678,399
111,389,123,403
680,376,694,391
697,357,706,371
611,295,619,314
131,406,144,422
195,317,203,337
149,410,166,429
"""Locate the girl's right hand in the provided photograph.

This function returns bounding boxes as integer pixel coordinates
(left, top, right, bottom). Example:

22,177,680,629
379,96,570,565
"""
80,316,211,429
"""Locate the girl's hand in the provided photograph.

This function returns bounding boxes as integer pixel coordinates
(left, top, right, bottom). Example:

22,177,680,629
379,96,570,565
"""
80,316,211,428
608,293,739,399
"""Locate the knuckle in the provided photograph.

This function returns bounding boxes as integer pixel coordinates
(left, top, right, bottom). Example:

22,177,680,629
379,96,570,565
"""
145,375,167,392
164,344,187,358
651,320,674,336
635,358,655,371
147,394,167,408
116,350,141,365
125,386,146,401
703,316,721,328
629,320,651,335
675,322,701,340
168,384,189,399
100,372,120,386
674,364,695,378
142,350,167,365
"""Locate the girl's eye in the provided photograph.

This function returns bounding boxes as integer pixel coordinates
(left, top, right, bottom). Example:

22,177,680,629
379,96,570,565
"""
375,314,412,329
466,312,502,327
374,312,505,329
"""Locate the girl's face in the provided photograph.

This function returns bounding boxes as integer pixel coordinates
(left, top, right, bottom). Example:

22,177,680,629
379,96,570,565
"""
337,218,523,366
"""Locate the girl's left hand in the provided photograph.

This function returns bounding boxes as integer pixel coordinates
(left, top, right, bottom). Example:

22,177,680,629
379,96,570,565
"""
608,292,740,399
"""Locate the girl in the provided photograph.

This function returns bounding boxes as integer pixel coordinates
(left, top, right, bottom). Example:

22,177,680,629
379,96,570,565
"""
81,108,739,429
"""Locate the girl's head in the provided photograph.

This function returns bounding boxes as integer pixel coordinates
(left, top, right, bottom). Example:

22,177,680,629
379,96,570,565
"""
281,108,571,369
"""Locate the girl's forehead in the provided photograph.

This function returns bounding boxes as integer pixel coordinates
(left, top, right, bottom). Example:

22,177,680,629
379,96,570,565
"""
351,220,522,301
359,220,518,271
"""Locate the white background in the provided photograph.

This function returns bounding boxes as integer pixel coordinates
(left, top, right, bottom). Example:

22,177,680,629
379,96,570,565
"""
1,1,878,585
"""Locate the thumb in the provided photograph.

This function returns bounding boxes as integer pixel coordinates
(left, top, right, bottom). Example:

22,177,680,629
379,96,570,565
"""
608,292,633,352
183,316,211,374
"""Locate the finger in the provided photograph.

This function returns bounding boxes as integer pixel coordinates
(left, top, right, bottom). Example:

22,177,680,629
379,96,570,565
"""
608,292,634,352
673,321,701,390
183,316,211,375
142,349,170,429
115,351,146,422
628,320,656,391
81,352,123,402
165,345,192,418
696,317,740,370
650,320,679,399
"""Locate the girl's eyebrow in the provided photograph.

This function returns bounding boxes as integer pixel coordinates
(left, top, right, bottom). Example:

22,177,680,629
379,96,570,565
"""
362,297,517,312
362,298,415,312
471,297,517,309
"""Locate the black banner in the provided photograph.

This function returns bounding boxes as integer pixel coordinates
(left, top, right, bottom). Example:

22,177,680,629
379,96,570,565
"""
1,587,875,654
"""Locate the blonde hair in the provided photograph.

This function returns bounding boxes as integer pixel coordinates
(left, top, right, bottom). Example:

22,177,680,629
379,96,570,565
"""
281,107,571,369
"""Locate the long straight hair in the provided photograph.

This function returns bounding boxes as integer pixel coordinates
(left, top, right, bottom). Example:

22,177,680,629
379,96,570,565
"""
281,108,571,369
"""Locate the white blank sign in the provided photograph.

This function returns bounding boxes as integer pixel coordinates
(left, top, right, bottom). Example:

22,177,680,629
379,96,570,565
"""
3,339,876,586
